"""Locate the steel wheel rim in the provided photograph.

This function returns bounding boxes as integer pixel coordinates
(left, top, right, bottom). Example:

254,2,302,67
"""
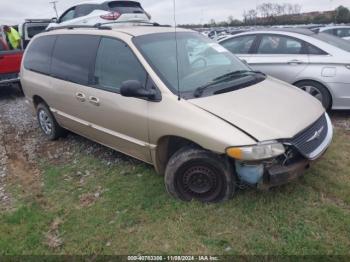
183,166,216,194
39,110,53,135
176,163,224,201
300,85,323,103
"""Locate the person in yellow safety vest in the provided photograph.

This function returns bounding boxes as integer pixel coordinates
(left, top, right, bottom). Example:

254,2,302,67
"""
3,25,21,50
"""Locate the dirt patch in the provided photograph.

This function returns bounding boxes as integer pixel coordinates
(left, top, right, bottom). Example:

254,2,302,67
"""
44,217,64,250
331,110,350,131
0,86,132,211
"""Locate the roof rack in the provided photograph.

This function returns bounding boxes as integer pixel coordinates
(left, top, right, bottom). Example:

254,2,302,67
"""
46,21,171,32
46,24,112,32
25,19,52,23
94,20,170,27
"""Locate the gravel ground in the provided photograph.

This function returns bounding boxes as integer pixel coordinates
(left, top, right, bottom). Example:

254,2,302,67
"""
0,84,349,210
0,85,137,211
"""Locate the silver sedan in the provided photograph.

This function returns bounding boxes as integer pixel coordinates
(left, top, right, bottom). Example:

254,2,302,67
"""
219,28,350,109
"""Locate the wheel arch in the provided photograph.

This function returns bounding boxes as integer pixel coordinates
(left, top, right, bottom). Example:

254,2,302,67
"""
154,135,204,176
293,79,333,108
32,95,48,108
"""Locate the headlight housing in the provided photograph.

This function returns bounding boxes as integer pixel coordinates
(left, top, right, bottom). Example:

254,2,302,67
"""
226,141,285,161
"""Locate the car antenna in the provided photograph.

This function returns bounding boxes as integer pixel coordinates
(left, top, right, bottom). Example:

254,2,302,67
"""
173,0,181,101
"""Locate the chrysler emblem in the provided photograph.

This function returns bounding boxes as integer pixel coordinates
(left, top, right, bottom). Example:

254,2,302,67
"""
306,126,325,143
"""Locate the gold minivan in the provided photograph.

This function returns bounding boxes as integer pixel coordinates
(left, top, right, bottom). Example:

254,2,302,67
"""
20,25,333,202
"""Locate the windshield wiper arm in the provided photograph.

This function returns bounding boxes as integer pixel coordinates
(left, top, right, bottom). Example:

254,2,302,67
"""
194,80,223,98
213,70,264,82
194,70,265,98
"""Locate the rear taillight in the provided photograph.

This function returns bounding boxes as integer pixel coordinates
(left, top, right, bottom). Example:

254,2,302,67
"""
100,11,121,20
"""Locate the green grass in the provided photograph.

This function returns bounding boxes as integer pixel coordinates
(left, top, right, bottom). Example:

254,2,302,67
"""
0,129,349,255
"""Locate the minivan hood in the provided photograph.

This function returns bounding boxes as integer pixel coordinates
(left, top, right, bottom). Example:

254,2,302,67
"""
189,77,325,142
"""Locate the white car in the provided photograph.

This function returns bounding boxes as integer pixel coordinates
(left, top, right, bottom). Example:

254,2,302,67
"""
316,26,350,41
219,28,350,110
47,0,151,29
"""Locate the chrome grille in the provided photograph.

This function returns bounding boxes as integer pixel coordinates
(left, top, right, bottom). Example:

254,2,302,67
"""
288,114,328,157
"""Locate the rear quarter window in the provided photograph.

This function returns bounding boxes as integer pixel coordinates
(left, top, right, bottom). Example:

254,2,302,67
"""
24,35,57,75
307,44,328,55
51,34,100,85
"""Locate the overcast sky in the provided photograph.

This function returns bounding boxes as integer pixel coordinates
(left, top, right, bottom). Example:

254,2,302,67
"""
0,0,349,25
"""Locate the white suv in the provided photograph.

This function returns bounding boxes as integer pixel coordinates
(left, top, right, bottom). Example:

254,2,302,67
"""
47,0,151,29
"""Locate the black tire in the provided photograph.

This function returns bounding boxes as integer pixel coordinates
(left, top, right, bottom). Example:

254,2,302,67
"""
36,103,66,141
165,147,236,203
295,81,332,110
16,82,24,95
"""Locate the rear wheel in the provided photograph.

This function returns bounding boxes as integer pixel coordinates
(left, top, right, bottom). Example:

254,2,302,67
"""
36,103,66,140
165,147,236,203
295,81,332,110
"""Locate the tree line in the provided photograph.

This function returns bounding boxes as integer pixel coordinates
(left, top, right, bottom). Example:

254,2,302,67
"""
179,3,350,28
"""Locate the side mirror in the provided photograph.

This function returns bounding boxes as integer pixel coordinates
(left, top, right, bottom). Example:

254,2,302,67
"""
120,80,156,100
51,17,58,23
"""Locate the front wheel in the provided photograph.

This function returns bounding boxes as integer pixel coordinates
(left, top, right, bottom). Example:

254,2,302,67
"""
165,147,236,203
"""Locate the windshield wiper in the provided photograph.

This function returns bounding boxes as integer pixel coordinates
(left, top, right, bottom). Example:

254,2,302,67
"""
213,70,264,82
194,70,265,98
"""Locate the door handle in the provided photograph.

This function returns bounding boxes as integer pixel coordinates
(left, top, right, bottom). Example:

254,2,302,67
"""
75,92,86,102
287,59,303,65
89,96,100,106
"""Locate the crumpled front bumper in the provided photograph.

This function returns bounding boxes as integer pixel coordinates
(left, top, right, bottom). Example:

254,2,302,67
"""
235,113,333,189
258,159,311,190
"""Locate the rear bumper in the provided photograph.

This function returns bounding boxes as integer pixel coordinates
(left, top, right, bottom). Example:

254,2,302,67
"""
0,73,20,85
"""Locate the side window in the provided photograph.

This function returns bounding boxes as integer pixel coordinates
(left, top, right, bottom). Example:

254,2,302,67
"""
24,35,57,75
323,29,335,36
257,35,303,54
51,35,100,85
60,8,76,22
307,44,327,55
221,35,256,54
335,28,350,38
94,37,147,92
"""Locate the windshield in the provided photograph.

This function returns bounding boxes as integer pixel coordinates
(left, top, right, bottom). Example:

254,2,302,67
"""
312,32,350,52
133,32,261,98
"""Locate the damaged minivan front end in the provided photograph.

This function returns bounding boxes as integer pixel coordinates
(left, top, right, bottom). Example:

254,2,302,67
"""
226,113,333,188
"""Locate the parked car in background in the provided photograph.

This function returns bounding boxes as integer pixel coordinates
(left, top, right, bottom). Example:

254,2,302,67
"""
315,26,350,41
18,19,51,48
47,0,151,29
219,28,350,109
21,25,332,203
0,27,23,87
